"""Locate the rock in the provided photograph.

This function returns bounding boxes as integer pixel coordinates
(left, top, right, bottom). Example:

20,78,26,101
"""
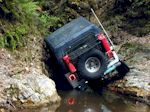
0,49,61,109
1,68,61,107
11,69,60,105
108,69,150,103
125,69,150,91
0,109,5,112
108,43,150,105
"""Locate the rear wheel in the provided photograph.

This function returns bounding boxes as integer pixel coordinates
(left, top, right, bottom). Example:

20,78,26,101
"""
77,49,108,80
85,57,101,73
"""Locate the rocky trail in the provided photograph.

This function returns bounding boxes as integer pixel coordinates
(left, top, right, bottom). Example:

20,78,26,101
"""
0,33,150,111
0,0,150,111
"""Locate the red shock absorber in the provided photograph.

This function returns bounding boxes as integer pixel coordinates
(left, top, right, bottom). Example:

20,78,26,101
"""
63,55,77,73
97,33,113,58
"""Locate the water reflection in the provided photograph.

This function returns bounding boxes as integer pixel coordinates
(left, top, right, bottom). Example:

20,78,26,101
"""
10,101,60,112
11,90,150,112
56,90,150,112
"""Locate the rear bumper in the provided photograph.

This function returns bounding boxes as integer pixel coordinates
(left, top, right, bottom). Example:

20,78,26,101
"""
104,61,121,75
64,51,121,89
104,51,120,75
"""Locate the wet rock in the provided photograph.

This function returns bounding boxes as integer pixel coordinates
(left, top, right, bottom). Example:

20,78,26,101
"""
108,69,150,103
108,43,150,105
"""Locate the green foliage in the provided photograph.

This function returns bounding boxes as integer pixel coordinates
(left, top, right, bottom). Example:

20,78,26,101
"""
39,12,60,28
105,0,150,36
0,0,38,50
124,0,150,36
104,14,125,33
0,36,4,48
38,12,61,34
0,0,61,50
119,42,150,63
2,23,29,50
0,0,38,21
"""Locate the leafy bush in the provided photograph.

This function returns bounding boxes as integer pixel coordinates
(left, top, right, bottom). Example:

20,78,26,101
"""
124,0,150,36
0,0,60,50
0,0,37,49
38,12,61,34
105,0,150,36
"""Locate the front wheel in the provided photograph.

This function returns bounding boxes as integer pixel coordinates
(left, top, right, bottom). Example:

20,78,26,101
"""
77,49,108,80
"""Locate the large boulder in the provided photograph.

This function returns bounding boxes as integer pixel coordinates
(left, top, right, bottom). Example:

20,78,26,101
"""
5,69,61,106
0,68,61,108
0,49,61,110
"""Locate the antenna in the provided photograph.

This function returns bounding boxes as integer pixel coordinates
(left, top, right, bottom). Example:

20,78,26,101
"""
91,8,114,48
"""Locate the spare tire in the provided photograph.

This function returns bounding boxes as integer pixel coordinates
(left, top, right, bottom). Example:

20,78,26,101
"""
77,49,108,80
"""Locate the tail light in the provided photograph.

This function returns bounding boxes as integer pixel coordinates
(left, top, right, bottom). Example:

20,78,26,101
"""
63,55,77,73
97,33,113,58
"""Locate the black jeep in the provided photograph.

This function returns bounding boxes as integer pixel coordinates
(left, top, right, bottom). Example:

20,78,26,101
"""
45,17,129,90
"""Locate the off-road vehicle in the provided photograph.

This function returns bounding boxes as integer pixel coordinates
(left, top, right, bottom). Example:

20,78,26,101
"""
45,17,129,89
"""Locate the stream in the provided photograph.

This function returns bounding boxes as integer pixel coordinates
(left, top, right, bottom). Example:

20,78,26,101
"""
56,90,150,112
15,90,150,112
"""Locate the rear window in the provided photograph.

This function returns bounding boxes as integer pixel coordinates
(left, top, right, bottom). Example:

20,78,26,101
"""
65,33,101,59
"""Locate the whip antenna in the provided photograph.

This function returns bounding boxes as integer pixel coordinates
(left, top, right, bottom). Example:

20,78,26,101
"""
91,8,114,48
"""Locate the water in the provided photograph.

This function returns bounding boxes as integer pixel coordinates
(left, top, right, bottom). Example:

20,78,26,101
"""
14,90,150,112
56,90,150,112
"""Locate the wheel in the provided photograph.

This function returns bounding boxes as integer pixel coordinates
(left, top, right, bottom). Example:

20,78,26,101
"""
77,49,108,80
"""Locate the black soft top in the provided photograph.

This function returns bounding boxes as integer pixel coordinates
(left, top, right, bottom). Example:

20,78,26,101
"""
45,17,100,51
